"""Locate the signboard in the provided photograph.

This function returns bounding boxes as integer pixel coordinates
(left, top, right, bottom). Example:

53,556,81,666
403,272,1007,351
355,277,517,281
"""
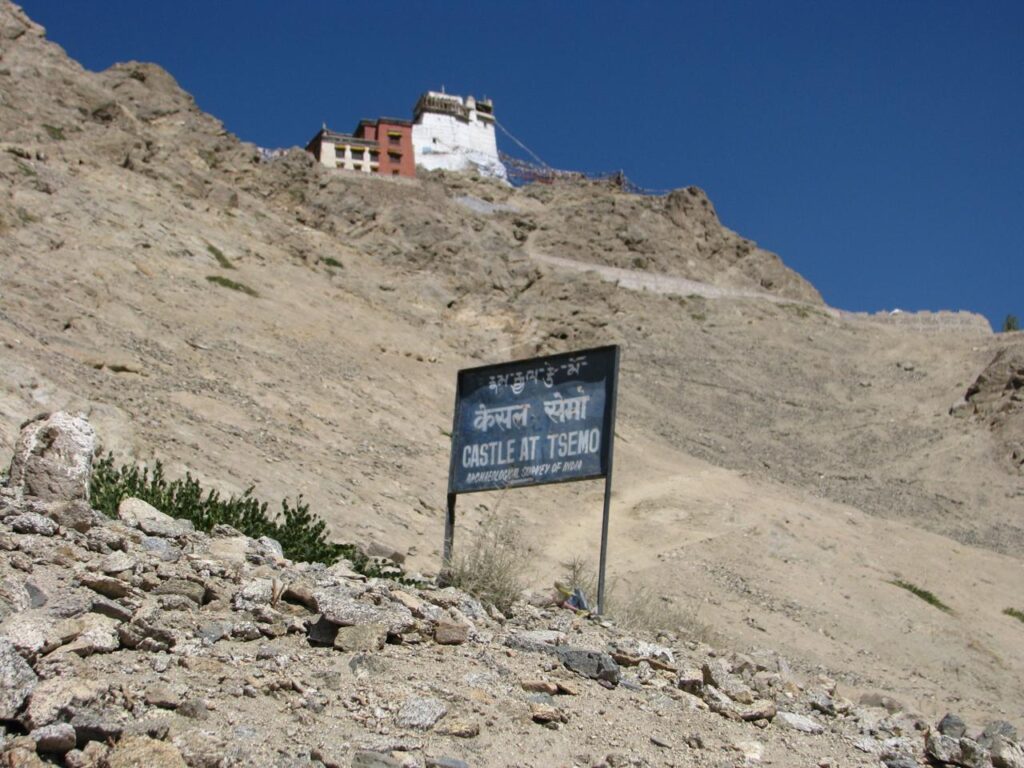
448,345,619,493
444,345,620,614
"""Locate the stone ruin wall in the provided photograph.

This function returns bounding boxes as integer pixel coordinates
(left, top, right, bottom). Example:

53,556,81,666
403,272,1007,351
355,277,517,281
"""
841,309,993,336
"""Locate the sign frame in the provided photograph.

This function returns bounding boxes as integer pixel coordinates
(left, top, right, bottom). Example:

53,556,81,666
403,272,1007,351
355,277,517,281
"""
443,344,620,614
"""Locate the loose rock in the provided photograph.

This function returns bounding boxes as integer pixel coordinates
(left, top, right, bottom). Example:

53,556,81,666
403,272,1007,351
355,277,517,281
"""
333,623,387,652
0,636,38,718
396,697,447,730
30,722,76,754
776,711,824,734
434,619,469,645
8,513,58,536
117,497,194,538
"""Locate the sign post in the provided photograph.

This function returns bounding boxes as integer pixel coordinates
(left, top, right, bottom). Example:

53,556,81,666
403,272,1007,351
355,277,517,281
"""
445,345,620,614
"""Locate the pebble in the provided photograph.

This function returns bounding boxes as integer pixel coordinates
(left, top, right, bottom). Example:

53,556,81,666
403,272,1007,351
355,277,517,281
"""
396,697,447,730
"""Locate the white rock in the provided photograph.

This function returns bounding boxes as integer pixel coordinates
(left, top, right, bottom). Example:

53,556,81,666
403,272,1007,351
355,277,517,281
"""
56,615,120,657
232,579,275,612
118,497,193,537
8,412,96,501
734,740,764,764
205,535,250,564
9,512,58,536
396,696,447,729
0,614,61,658
776,711,824,734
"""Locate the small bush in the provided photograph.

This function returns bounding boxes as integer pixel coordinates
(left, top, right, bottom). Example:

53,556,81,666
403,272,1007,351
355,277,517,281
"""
561,555,599,603
888,579,952,613
89,453,387,575
446,510,525,613
322,256,343,269
42,124,65,141
781,303,811,319
206,243,234,269
14,160,36,177
1003,315,1020,333
1003,607,1024,624
206,275,257,296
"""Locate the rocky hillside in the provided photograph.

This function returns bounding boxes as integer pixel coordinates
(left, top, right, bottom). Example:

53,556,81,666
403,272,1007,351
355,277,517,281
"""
3,412,1024,768
1,1,1023,762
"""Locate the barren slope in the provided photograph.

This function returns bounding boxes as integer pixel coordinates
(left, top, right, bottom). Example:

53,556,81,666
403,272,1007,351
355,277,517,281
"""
1,0,1022,730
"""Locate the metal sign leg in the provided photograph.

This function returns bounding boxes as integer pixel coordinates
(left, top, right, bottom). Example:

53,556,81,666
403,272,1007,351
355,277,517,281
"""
442,493,457,576
597,471,613,616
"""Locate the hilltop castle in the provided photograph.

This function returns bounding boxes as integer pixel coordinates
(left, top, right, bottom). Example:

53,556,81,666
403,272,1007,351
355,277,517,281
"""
306,90,507,181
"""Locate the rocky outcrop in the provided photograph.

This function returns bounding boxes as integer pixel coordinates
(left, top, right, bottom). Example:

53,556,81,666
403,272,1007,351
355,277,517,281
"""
8,413,97,502
954,343,1024,472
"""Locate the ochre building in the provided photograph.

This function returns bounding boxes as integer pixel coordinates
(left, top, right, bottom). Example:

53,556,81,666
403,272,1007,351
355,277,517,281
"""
306,118,414,177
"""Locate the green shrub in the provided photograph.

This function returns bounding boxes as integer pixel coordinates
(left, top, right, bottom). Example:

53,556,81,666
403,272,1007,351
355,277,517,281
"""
888,579,952,613
1003,607,1024,624
90,453,385,575
206,275,257,296
1003,315,1020,332
42,124,65,141
322,256,343,269
206,243,235,269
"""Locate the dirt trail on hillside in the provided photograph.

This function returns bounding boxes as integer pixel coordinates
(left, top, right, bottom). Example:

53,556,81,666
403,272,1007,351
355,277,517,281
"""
526,239,838,312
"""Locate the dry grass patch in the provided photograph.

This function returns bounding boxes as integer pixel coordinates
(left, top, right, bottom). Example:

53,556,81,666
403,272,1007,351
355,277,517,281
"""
446,510,526,614
561,556,717,643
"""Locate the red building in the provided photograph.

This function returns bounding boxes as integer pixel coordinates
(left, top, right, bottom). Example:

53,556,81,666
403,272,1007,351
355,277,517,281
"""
306,117,414,178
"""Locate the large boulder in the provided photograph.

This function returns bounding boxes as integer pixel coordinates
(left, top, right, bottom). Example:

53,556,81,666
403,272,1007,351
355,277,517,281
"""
117,497,194,538
8,413,97,501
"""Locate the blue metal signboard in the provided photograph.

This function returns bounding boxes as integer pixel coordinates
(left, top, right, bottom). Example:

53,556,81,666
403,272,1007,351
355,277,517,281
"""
448,345,619,493
444,345,620,614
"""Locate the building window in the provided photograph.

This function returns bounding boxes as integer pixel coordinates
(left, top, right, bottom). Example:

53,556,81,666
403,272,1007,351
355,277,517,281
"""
392,170,399,176
389,135,401,146
352,164,362,172
388,153,401,163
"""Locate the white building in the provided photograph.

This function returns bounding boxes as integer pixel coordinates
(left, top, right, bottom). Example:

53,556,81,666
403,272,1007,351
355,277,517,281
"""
411,91,507,181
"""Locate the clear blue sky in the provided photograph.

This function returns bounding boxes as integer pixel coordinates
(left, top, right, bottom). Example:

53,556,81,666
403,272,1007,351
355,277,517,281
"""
23,1,1024,328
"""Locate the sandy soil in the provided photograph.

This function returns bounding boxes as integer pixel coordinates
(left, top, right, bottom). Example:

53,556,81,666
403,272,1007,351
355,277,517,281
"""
0,0,1021,736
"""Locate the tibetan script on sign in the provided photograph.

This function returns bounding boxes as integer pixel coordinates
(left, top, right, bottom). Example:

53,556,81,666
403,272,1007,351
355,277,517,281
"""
448,346,619,494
